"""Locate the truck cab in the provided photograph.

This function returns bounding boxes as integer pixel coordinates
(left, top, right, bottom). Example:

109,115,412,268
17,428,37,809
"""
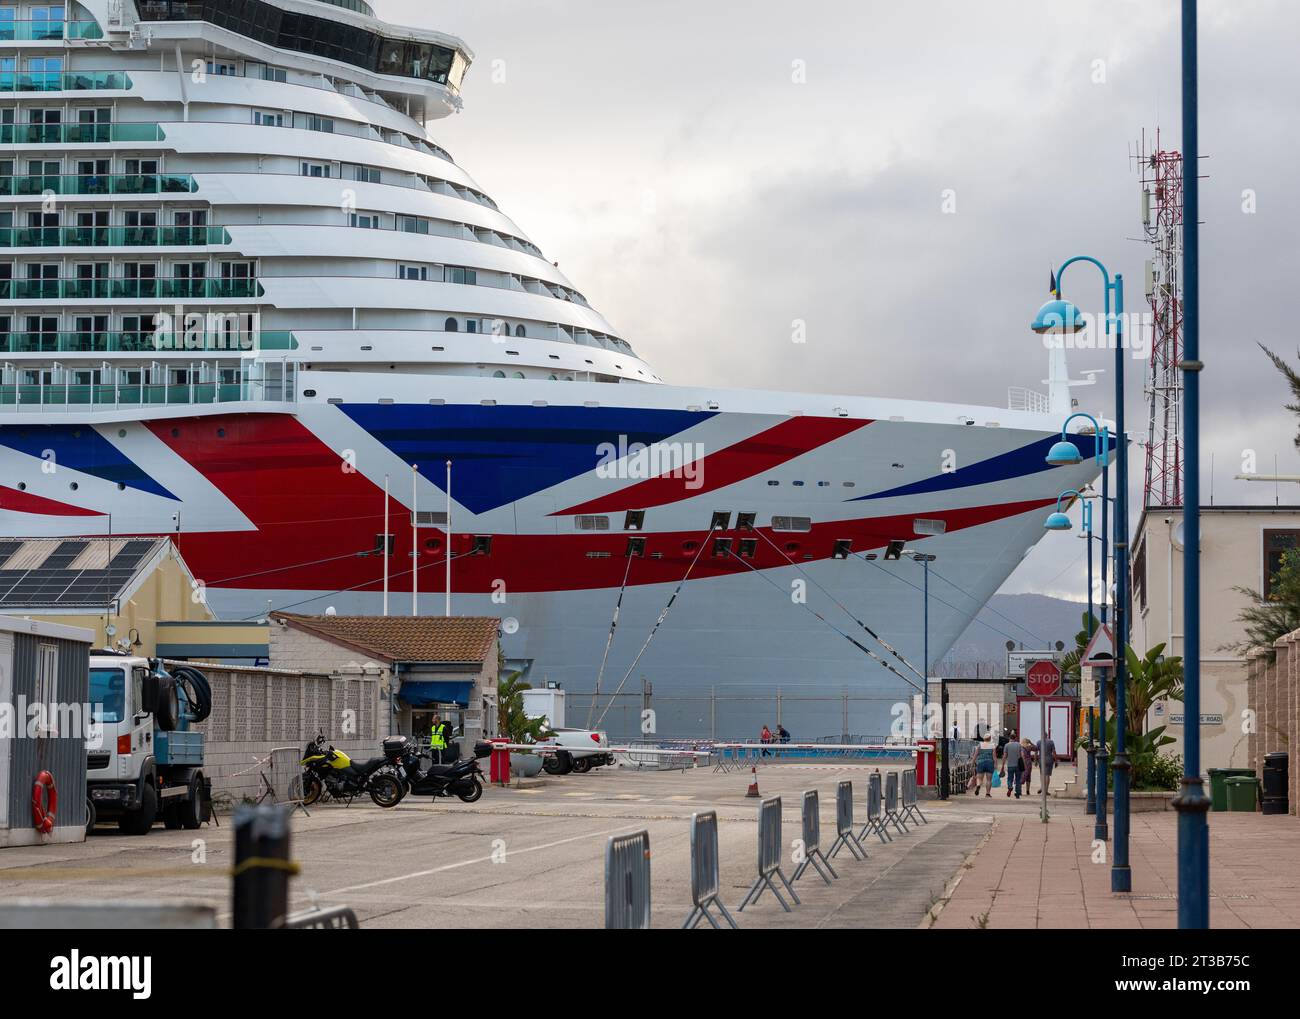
87,655,210,835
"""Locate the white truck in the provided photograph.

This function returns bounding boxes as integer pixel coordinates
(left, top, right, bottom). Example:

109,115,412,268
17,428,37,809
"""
536,727,613,774
86,655,213,835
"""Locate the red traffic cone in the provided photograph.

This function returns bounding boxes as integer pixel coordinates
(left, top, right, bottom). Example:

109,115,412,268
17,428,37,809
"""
746,765,761,798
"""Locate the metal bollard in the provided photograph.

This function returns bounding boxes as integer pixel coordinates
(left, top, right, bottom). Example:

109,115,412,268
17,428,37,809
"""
828,780,868,860
791,789,838,884
884,770,908,833
737,796,801,912
232,803,293,929
858,771,893,844
682,811,738,929
605,830,652,929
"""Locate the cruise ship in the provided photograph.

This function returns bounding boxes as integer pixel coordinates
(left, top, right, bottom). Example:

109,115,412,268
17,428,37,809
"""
0,1,1104,736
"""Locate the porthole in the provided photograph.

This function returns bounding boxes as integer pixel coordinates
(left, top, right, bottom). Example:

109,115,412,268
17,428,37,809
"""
216,428,226,438
682,540,699,552
303,389,317,397
492,370,505,378
171,428,180,437
70,482,79,491
17,482,26,491
117,483,126,491
118,428,127,438
785,542,800,553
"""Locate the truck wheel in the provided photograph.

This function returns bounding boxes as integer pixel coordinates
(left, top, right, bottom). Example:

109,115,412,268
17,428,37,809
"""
178,773,204,830
369,775,402,808
571,757,592,774
84,797,96,835
162,801,182,830
119,783,157,836
543,750,573,775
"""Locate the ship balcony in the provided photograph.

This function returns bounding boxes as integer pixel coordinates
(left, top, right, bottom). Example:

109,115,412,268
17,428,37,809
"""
0,226,230,249
0,364,298,413
0,173,196,197
0,20,103,42
0,123,165,145
0,70,132,92
0,331,297,355
0,277,263,301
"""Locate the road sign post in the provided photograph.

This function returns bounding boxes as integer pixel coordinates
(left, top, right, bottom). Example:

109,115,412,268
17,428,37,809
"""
1026,660,1062,823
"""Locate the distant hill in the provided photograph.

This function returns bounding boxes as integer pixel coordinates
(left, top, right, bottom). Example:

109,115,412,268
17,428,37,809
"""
938,593,1091,676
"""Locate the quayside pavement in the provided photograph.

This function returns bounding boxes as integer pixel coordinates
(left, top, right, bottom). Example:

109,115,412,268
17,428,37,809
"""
930,794,1300,929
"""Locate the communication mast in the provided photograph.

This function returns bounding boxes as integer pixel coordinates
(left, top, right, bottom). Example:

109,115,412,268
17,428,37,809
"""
1136,128,1184,508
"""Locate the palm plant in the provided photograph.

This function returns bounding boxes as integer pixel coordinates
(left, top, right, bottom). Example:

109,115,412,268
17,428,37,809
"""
497,670,552,744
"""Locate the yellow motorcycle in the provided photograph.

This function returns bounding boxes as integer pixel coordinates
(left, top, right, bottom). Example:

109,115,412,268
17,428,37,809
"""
300,731,403,807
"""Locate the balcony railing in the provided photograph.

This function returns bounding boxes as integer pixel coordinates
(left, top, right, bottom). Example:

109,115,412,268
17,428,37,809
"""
0,277,264,300
0,21,104,41
0,330,297,354
0,123,165,144
0,379,296,410
0,226,230,248
0,71,132,92
0,173,196,196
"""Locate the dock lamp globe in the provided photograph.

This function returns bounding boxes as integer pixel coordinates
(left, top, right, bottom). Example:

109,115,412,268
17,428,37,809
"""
1043,412,1110,470
1043,490,1089,533
1030,297,1088,337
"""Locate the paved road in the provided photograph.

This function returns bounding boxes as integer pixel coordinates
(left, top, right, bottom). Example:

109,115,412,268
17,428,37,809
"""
0,762,990,929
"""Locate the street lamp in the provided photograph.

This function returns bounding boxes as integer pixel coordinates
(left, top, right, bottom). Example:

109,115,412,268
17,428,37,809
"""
1036,258,1131,892
1176,0,1209,930
1042,487,1098,813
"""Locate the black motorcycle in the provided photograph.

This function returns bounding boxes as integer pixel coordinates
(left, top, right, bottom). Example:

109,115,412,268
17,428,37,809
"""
300,732,404,807
384,735,487,803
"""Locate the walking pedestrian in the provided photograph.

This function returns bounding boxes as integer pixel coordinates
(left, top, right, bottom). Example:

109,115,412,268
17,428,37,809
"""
1002,730,1024,798
1020,734,1035,794
969,729,997,797
759,724,773,757
1038,732,1057,793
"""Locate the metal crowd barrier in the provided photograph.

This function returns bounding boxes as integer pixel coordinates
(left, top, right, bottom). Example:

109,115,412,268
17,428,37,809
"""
605,830,652,929
828,779,867,861
258,746,310,816
737,796,801,912
858,772,892,844
682,811,738,929
283,905,359,929
900,768,929,825
791,789,838,885
883,771,908,834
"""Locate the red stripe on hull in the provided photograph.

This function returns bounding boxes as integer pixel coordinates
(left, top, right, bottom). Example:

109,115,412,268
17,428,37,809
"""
556,416,871,514
0,485,104,516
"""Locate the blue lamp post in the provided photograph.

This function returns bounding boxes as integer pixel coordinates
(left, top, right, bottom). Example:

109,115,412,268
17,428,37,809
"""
1035,262,1131,892
1176,0,1209,929
1043,488,1099,814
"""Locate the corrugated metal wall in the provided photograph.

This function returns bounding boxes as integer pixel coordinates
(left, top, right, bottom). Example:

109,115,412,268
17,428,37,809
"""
5,632,90,831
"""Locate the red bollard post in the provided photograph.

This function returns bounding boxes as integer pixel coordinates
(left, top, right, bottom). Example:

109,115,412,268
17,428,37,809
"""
488,736,511,785
916,739,937,787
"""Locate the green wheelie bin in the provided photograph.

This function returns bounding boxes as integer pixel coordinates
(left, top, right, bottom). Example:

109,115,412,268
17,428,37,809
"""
1224,775,1259,812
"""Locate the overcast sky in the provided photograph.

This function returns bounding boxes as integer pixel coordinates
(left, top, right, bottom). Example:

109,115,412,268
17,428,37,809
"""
384,0,1298,600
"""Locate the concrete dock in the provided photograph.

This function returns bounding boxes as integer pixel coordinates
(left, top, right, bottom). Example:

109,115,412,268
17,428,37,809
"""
0,762,991,929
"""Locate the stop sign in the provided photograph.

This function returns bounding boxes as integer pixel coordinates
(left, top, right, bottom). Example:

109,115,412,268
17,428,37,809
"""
1026,659,1061,697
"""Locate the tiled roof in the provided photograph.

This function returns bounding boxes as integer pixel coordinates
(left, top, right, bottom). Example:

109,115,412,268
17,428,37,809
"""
271,613,500,664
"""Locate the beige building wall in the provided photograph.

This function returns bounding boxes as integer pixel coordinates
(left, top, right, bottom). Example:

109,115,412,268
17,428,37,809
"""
1129,506,1300,771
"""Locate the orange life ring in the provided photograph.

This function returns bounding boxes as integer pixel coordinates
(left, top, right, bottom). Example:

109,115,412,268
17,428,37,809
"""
32,771,57,834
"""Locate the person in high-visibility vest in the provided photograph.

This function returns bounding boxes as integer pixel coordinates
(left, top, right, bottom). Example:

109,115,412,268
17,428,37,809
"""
429,712,457,764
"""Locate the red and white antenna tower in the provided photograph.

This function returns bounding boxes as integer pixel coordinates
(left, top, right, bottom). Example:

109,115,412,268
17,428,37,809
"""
1137,128,1184,508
